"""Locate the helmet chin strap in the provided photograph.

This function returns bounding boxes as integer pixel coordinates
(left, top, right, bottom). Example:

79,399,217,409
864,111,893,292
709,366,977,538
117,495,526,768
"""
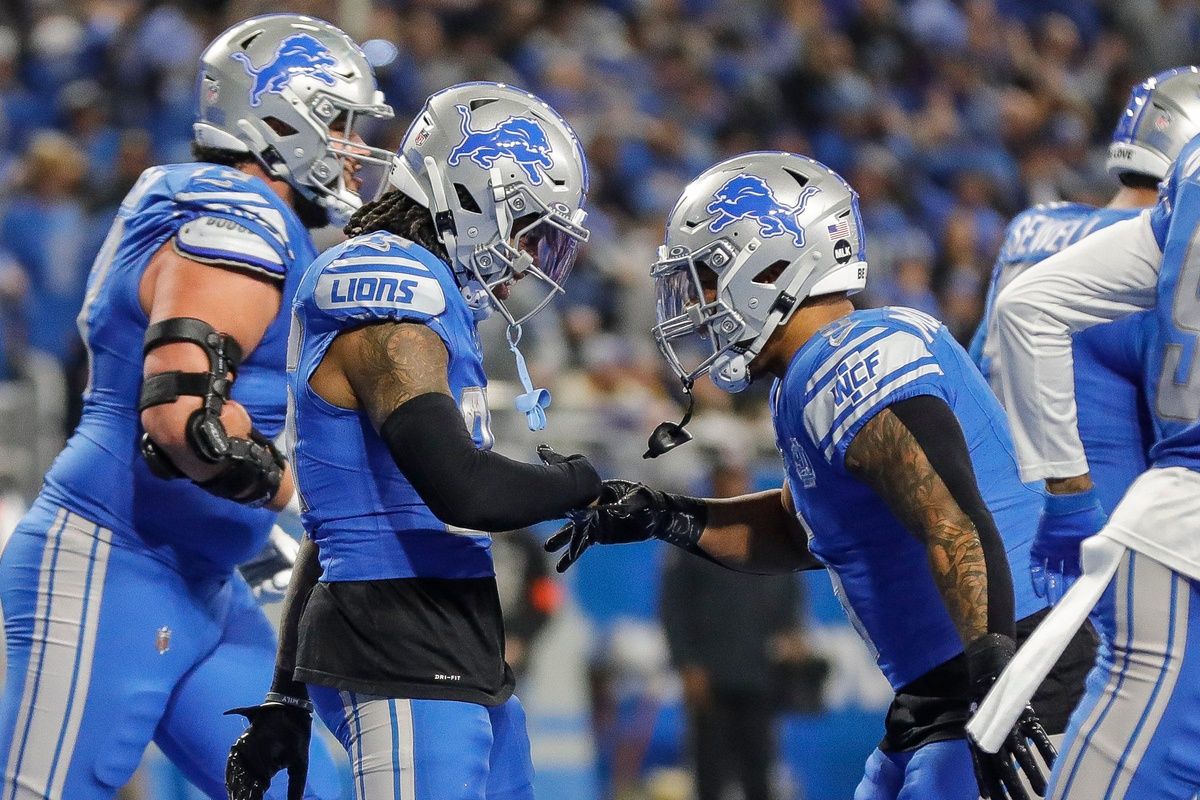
489,166,534,277
237,119,291,182
424,156,459,258
712,250,820,393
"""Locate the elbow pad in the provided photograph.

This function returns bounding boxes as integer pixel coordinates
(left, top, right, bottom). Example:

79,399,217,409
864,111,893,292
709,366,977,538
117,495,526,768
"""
139,317,284,507
380,392,601,531
192,425,285,507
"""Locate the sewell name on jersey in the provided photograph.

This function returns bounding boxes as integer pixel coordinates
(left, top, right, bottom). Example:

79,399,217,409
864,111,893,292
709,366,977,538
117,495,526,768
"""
1004,214,1088,261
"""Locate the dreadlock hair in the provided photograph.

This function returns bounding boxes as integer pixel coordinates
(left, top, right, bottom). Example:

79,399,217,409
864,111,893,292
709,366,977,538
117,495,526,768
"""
344,189,449,264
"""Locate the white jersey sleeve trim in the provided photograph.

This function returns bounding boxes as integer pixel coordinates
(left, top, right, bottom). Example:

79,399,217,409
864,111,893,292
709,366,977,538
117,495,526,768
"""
994,212,1161,482
819,364,943,460
803,329,945,461
803,325,885,394
174,216,286,278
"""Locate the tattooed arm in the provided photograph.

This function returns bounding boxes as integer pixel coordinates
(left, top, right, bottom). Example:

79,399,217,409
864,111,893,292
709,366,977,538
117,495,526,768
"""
315,320,453,426
313,320,600,531
846,399,1050,798
844,395,1015,644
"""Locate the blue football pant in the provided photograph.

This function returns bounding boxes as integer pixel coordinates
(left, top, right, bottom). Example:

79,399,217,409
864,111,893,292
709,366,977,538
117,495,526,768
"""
1048,550,1200,800
311,688,533,800
0,502,341,800
853,738,979,800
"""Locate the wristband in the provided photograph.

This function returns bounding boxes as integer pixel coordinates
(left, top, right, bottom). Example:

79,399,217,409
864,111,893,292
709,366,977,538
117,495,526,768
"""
655,493,708,551
264,692,314,713
1043,488,1099,515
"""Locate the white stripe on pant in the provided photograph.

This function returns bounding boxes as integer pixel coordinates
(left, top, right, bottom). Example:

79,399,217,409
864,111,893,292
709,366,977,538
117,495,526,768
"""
1050,551,1190,800
3,509,113,800
341,691,417,800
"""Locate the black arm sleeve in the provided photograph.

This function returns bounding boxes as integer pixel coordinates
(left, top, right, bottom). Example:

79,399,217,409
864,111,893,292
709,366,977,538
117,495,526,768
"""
271,536,322,699
380,392,602,532
888,394,1016,639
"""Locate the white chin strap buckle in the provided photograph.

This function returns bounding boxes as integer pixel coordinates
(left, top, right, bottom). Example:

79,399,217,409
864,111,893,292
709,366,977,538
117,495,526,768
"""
711,352,751,393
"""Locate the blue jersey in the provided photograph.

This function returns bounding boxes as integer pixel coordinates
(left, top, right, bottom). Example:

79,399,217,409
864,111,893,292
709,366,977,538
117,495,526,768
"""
773,307,1045,690
970,203,1154,512
288,231,494,583
39,163,314,576
1146,134,1200,470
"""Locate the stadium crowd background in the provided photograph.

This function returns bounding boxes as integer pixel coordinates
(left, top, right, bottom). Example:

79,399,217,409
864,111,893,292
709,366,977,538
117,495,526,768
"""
0,0,1196,798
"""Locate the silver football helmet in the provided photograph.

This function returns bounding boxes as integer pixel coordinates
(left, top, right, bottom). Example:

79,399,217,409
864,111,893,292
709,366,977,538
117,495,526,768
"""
194,14,394,224
387,82,590,326
652,152,868,393
1107,66,1200,182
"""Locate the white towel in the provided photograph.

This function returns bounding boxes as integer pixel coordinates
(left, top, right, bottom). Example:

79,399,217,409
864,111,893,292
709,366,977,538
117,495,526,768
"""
966,535,1125,752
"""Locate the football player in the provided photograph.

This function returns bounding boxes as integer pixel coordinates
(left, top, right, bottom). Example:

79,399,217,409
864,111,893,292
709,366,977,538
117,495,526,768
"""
0,15,392,800
979,127,1200,799
548,153,1058,799
971,67,1200,602
223,82,601,800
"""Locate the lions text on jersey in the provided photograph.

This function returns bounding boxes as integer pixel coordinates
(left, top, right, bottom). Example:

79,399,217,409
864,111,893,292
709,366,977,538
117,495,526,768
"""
0,162,340,800
971,202,1154,513
772,307,1045,691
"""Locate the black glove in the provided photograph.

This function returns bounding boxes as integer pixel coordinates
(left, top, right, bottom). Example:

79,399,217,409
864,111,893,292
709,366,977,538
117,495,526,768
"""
543,478,706,572
225,696,312,800
966,634,1057,800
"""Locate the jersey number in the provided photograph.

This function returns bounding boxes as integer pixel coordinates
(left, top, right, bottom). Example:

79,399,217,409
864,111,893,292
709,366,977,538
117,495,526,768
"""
459,387,494,450
1157,240,1200,422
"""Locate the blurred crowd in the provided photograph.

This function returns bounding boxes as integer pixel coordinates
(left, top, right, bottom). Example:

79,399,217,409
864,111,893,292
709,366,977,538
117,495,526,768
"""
0,0,1197,469
2,1,1197,796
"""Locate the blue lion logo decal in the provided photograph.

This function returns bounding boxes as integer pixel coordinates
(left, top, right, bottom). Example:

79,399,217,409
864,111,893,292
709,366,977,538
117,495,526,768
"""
447,105,555,185
706,175,820,245
231,34,339,108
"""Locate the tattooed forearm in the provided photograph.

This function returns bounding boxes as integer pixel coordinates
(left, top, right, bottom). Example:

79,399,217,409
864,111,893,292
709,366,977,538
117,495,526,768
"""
845,408,989,644
344,321,451,430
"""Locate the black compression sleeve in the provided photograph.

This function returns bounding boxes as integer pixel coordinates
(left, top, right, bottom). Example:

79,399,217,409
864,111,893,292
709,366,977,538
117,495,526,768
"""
271,536,321,700
888,394,1016,639
380,392,602,532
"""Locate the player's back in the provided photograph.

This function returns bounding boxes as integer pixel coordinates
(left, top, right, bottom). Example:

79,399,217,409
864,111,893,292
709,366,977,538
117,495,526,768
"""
39,162,313,576
288,230,515,707
773,307,1044,690
973,202,1153,512
1147,134,1200,469
288,230,494,583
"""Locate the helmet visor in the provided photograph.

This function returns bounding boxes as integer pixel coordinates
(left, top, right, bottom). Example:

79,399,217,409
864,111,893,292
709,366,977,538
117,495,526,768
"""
479,200,590,327
651,255,722,384
308,100,395,215
655,261,701,326
517,209,586,288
